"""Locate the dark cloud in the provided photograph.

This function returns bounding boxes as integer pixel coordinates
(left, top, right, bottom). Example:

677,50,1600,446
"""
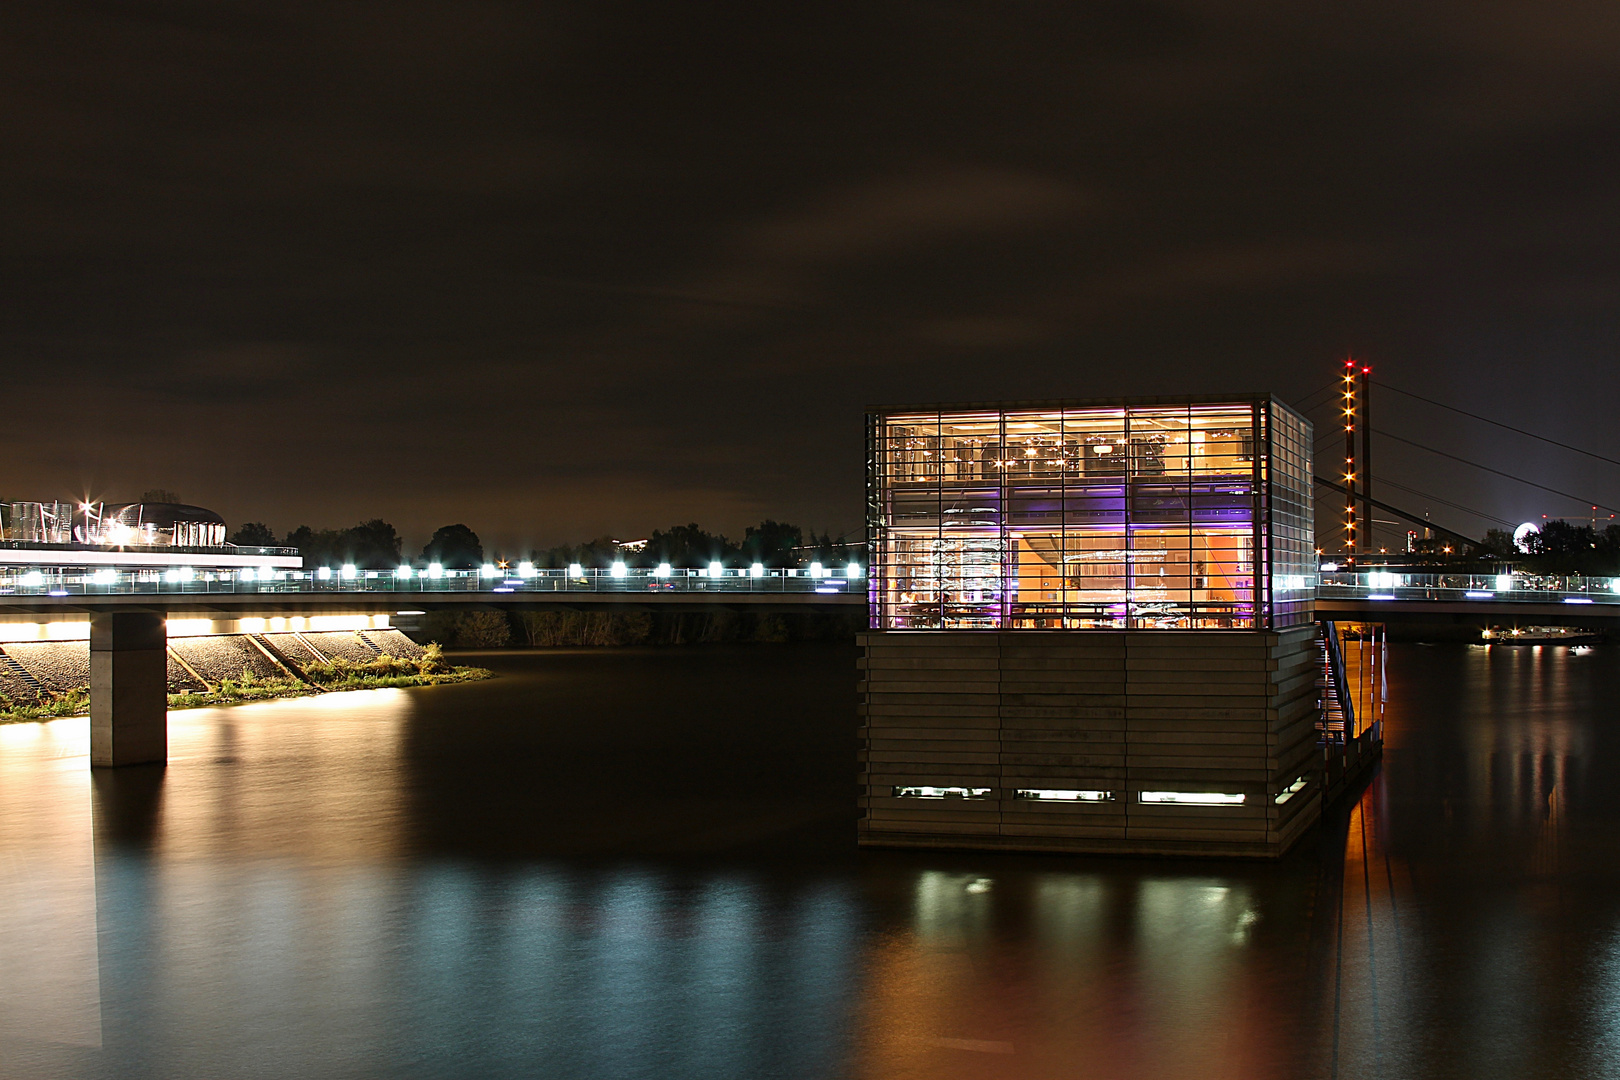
3,1,1619,550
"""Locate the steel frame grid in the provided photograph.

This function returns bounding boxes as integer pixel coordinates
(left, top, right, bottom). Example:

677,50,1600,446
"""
865,395,1309,632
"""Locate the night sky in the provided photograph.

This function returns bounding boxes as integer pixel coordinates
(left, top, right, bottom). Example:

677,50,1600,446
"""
6,3,1619,554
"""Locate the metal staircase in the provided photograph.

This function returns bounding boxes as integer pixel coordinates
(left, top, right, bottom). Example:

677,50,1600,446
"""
0,649,45,696
1317,620,1355,744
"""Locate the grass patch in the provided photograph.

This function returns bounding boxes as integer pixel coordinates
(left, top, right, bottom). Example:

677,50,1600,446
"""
0,644,492,724
0,688,90,723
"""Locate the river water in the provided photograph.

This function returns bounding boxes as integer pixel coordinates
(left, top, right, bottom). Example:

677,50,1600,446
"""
1,641,1617,1079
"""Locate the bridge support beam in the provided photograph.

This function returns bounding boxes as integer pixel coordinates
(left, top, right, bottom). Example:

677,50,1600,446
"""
90,612,167,768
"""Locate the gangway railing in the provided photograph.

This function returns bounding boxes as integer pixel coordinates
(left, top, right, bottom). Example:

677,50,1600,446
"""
0,565,866,599
1319,571,1620,606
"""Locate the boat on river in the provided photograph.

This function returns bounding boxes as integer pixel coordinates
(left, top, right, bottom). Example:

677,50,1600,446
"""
1482,625,1605,645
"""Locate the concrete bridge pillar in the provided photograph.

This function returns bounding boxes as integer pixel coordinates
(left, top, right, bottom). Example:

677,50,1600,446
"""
90,611,167,768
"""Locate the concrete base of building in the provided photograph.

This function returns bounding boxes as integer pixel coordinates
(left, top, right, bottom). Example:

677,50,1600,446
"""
90,612,168,768
857,627,1329,859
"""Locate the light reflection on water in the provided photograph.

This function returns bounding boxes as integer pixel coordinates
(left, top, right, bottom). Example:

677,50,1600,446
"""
1,643,1619,1079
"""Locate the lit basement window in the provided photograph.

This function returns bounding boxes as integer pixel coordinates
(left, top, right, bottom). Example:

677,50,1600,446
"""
309,615,369,631
1015,788,1114,802
1274,776,1309,805
893,785,992,799
1139,791,1246,806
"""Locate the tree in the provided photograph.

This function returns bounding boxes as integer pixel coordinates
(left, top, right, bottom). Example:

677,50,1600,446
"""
229,522,277,547
739,519,802,567
647,523,735,568
422,523,483,568
1478,528,1517,557
343,519,403,568
285,520,402,569
284,525,344,567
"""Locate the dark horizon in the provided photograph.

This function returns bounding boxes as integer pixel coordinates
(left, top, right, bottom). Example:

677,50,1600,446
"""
6,3,1619,552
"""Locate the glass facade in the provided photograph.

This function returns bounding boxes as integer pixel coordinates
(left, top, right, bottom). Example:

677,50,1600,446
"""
867,396,1314,631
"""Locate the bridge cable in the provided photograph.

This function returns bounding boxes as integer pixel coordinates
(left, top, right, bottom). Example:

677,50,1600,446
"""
1370,476,1517,529
1371,427,1620,514
1291,381,1342,413
1378,382,1620,470
1312,476,1480,547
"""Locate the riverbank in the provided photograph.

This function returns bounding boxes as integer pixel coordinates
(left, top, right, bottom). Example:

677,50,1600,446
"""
0,650,493,724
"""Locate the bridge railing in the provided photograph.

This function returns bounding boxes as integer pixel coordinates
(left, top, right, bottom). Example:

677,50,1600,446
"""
1319,571,1620,606
0,565,868,598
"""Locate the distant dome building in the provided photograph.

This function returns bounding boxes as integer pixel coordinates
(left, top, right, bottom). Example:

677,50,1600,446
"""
0,498,297,576
79,502,228,548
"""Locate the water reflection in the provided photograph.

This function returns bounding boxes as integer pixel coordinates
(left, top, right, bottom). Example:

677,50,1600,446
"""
2,643,1619,1078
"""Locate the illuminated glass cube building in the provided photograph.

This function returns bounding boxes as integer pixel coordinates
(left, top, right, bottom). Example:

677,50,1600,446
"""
866,395,1313,632
858,395,1326,858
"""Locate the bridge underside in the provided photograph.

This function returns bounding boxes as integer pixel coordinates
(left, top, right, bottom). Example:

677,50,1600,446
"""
1318,600,1620,630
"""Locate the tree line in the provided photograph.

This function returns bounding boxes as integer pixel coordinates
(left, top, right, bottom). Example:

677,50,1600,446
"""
1476,520,1620,575
229,518,862,571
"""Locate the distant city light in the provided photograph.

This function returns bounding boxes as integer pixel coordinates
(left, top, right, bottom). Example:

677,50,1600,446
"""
809,561,824,579
655,562,672,578
480,564,498,578
846,563,863,579
396,565,413,578
1495,574,1513,592
750,562,765,577
566,563,582,578
708,561,723,578
239,567,256,582
427,563,444,579
317,566,333,580
20,571,44,587
519,561,538,578
610,561,627,578
342,563,357,580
